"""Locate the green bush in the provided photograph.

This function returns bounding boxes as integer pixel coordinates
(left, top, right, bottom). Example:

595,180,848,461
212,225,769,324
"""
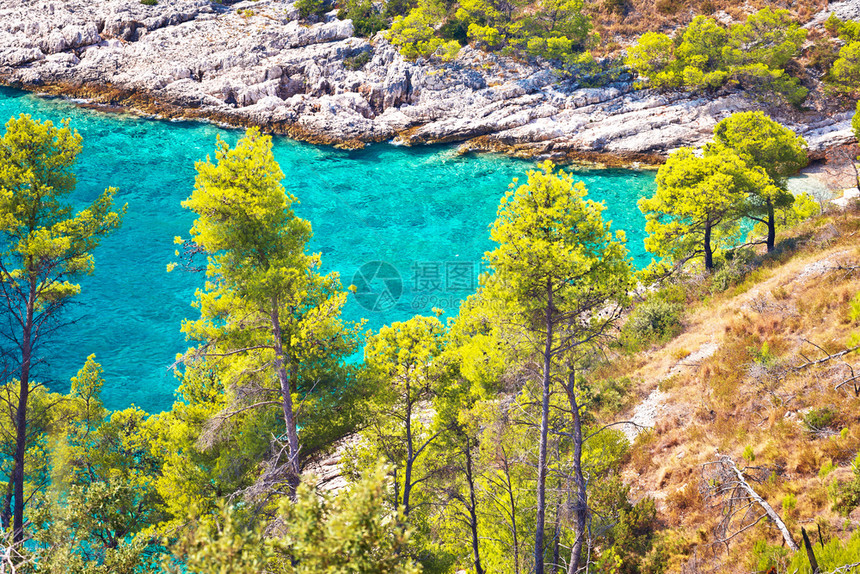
750,539,790,573
296,0,328,20
588,377,634,414
828,452,860,516
626,8,807,104
787,528,860,573
803,406,837,432
710,249,754,292
828,41,860,96
383,0,412,18
711,263,746,292
338,0,387,37
343,50,371,70
386,0,460,60
140,0,158,5
624,297,683,343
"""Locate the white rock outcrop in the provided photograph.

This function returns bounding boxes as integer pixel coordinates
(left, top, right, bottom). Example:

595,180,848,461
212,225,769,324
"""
0,0,854,158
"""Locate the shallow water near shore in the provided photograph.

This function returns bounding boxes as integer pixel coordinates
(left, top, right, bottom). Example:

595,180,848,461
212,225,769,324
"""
0,86,656,412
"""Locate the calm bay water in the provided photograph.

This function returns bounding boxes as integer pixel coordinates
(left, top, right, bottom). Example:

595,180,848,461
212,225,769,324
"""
0,87,656,412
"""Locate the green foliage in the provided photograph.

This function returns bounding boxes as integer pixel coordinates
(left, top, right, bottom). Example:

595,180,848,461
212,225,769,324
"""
483,161,632,572
388,0,592,63
296,0,328,20
711,111,808,250
639,146,767,272
781,493,797,513
468,23,502,48
163,503,274,574
623,297,683,344
710,249,753,292
848,291,860,323
626,8,807,104
626,32,676,88
826,14,860,42
803,407,837,432
853,100,860,141
787,528,860,573
829,452,860,515
277,466,421,573
750,538,790,573
348,315,446,519
825,13,844,37
598,496,659,574
841,20,860,43
383,0,413,19
140,0,157,5
676,15,727,82
338,0,387,37
587,376,634,414
0,113,124,539
711,111,808,188
641,111,806,270
723,7,806,70
386,0,460,60
488,160,632,316
743,445,755,463
518,0,592,61
344,50,372,70
828,40,860,96
178,127,362,501
0,114,124,315
26,357,165,573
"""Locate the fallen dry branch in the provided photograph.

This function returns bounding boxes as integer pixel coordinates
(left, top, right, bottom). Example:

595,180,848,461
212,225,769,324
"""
795,340,860,371
701,455,798,551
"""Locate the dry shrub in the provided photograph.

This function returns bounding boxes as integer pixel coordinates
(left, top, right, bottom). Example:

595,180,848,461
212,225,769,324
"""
753,316,783,339
672,347,691,361
771,285,790,300
658,430,681,451
760,439,789,468
666,481,704,512
820,425,860,464
794,443,821,475
655,0,685,15
632,430,657,473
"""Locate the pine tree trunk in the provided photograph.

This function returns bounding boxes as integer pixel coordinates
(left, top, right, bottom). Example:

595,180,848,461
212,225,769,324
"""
766,198,776,252
12,278,36,544
502,451,521,574
566,371,587,574
270,301,301,496
704,220,714,272
534,279,554,574
551,489,563,573
403,380,414,517
464,438,484,574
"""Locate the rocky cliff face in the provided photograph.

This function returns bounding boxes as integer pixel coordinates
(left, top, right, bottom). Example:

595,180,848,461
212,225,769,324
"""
0,0,854,163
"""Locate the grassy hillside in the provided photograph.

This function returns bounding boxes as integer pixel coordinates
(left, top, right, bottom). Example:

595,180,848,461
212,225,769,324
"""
596,198,860,572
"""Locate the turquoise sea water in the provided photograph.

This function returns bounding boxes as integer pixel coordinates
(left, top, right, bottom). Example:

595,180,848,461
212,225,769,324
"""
0,87,656,413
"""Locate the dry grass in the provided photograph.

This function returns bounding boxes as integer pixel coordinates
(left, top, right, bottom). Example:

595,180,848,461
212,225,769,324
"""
602,207,860,571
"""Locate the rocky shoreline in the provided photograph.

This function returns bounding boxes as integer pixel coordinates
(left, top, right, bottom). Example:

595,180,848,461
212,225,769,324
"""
0,0,857,166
